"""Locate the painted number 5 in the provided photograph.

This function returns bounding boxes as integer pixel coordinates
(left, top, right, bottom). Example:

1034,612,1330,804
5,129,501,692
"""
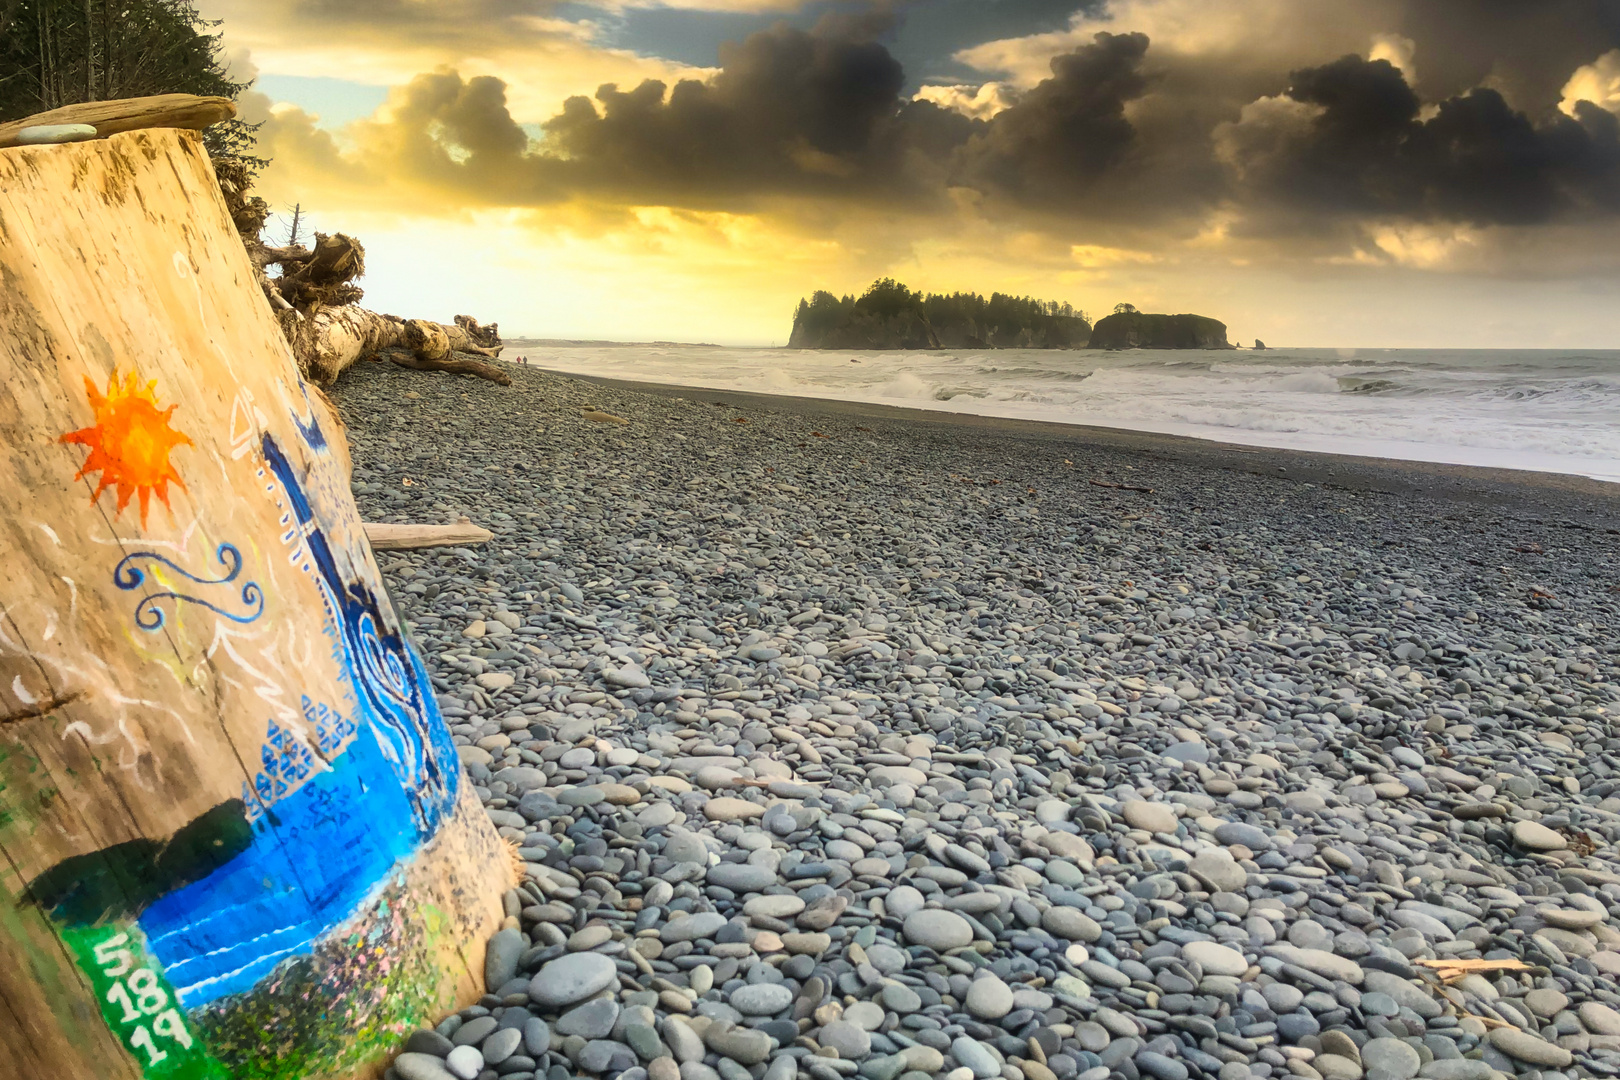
93,933,132,977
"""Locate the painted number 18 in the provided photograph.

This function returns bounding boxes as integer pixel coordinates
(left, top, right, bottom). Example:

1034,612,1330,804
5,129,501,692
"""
92,933,193,1067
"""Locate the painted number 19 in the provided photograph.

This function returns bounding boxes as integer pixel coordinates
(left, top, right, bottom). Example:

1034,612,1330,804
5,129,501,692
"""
92,932,193,1067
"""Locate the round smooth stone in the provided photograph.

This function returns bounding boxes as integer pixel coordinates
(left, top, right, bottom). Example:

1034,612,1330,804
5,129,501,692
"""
529,952,618,1009
903,909,973,950
1182,941,1247,977
446,1045,484,1080
730,983,794,1016
965,975,1014,1020
1361,1038,1420,1080
17,123,97,145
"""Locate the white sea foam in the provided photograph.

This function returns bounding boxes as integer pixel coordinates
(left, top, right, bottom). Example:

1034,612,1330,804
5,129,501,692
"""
505,343,1620,483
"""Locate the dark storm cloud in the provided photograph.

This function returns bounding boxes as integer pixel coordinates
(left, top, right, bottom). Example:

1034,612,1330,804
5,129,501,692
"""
1391,0,1620,107
544,8,912,201
593,0,1101,89
1226,55,1620,231
951,31,1150,202
352,9,975,209
885,0,1104,86
294,0,1620,249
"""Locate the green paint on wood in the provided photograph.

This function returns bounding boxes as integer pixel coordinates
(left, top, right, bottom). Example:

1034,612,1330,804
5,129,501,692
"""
194,874,449,1079
60,921,229,1079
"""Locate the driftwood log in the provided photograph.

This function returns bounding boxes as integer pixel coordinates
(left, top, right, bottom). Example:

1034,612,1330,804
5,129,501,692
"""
212,157,510,387
0,126,509,1079
3,94,511,388
364,521,496,550
0,93,236,148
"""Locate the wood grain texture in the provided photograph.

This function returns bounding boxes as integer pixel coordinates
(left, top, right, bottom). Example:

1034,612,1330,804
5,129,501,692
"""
0,129,504,1080
364,522,495,550
0,94,236,148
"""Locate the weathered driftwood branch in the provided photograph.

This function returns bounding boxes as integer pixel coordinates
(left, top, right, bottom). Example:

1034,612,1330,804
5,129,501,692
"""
209,168,508,384
264,232,367,309
0,93,237,148
8,93,510,388
454,315,503,355
383,347,514,386
364,521,495,550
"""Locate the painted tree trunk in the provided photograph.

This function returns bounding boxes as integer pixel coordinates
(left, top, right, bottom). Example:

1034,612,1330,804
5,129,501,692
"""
0,129,509,1079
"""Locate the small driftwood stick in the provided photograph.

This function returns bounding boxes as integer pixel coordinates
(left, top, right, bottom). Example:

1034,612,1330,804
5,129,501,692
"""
1415,958,1534,983
0,93,236,148
364,522,495,551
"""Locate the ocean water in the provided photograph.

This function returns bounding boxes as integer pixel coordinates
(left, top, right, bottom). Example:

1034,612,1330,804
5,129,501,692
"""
509,343,1620,483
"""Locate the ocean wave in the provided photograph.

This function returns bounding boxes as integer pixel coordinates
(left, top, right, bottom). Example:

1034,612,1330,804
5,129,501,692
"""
522,343,1620,480
971,366,1097,381
1337,377,1403,393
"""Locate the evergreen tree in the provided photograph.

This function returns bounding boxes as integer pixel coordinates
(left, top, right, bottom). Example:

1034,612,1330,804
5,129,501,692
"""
0,0,248,122
793,278,1090,349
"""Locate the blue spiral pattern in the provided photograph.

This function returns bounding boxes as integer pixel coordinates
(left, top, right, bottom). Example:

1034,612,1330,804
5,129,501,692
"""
260,432,456,836
113,544,265,630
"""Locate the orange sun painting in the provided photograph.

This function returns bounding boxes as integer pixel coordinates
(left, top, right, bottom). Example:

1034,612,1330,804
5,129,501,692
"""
60,370,193,526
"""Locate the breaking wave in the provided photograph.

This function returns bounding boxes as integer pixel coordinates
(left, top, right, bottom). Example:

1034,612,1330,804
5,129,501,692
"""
514,342,1620,483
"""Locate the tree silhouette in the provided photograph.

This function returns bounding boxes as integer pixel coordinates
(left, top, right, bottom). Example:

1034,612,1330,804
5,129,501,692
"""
0,0,247,121
793,278,1091,348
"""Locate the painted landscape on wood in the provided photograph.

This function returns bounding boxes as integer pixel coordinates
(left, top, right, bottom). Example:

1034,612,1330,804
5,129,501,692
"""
0,130,504,1080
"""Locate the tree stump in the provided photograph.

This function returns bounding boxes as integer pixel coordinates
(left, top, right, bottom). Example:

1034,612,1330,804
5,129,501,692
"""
0,129,509,1079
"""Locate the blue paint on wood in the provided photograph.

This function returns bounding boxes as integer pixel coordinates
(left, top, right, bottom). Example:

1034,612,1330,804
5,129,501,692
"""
113,542,265,629
138,719,418,1005
128,432,462,1008
260,432,459,835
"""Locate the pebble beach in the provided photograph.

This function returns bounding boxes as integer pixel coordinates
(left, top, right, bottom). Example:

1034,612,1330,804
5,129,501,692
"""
333,361,1620,1080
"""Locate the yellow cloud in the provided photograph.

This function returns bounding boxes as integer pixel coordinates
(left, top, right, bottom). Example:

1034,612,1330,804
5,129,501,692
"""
199,0,711,122
1069,245,1160,267
1371,224,1481,270
1561,49,1620,117
953,0,1400,88
1368,33,1418,84
912,83,1014,120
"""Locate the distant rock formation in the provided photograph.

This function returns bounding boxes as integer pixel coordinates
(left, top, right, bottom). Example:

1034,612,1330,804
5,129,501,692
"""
1254,339,1268,350
932,316,1091,350
1087,312,1232,349
790,279,1091,350
788,308,941,350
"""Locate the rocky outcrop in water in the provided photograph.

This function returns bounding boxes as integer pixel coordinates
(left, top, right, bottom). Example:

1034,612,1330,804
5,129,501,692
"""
1088,312,1232,349
788,309,942,350
932,315,1091,350
790,280,1090,350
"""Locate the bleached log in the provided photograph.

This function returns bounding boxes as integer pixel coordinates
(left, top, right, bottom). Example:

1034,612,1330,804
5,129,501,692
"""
0,128,508,1080
364,522,496,550
386,348,513,385
0,93,235,148
283,304,417,387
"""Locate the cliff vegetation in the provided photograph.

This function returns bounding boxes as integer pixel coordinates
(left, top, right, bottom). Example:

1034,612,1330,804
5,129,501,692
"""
1087,309,1232,349
790,279,1091,350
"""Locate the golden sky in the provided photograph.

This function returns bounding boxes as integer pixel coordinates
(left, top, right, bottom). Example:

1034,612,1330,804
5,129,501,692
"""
205,0,1620,346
